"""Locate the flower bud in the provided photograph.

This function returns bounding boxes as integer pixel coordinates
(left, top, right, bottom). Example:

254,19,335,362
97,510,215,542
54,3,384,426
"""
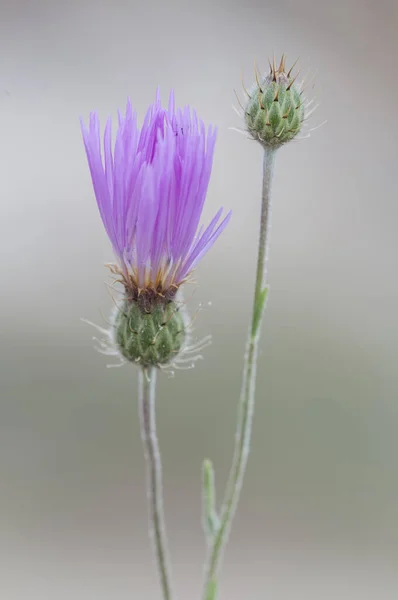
245,55,304,148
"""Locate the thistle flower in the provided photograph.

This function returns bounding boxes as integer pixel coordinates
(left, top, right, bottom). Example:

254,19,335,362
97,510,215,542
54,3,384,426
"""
81,90,231,368
243,55,305,147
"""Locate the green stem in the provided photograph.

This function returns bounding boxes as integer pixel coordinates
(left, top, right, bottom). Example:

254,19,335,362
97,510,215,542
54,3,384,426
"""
138,366,173,600
203,147,277,599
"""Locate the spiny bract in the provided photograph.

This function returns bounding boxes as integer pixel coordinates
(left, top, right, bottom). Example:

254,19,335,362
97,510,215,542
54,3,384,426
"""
113,300,187,367
244,55,305,148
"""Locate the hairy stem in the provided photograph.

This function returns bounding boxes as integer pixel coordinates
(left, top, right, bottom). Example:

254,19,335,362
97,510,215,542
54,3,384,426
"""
203,147,277,599
139,366,173,600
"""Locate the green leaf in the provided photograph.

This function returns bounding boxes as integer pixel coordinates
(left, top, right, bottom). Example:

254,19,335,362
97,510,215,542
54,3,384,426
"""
206,579,218,600
252,286,268,335
202,459,220,539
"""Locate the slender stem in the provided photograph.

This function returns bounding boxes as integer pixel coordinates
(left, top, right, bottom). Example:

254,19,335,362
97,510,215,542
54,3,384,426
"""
138,366,173,600
251,148,276,335
203,147,277,599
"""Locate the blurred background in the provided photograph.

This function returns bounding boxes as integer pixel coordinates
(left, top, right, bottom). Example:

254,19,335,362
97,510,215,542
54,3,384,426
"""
1,0,397,598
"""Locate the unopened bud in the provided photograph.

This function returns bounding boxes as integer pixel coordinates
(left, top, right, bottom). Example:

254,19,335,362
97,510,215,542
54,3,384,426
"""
245,55,304,147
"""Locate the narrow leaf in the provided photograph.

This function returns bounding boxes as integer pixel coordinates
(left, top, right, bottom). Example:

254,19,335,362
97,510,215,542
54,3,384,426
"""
202,459,220,540
206,579,218,600
252,285,268,335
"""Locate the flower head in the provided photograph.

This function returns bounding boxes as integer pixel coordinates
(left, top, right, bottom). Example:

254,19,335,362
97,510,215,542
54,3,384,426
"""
81,90,231,307
81,91,230,368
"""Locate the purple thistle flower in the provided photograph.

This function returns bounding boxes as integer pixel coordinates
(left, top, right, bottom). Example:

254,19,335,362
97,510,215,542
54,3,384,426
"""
81,90,231,303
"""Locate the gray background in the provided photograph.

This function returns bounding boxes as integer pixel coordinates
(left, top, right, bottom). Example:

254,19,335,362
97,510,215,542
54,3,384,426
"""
1,0,397,598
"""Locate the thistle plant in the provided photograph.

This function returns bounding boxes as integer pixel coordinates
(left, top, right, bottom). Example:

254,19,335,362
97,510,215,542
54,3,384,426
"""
201,56,311,600
80,56,314,600
80,90,230,600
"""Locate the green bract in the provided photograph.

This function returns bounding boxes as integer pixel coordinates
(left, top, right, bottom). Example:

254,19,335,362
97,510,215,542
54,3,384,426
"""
245,56,305,147
114,300,187,367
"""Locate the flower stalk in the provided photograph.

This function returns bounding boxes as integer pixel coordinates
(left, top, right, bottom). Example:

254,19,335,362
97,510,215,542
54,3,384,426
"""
202,147,277,599
138,367,173,600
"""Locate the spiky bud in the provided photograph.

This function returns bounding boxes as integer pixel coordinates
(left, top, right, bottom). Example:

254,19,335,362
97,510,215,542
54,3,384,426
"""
244,55,304,148
112,298,188,368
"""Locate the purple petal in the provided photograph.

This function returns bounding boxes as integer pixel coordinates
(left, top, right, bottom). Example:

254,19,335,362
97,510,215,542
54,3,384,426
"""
80,91,230,289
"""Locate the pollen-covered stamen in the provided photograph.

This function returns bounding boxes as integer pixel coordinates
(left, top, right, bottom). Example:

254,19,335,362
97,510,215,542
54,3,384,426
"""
106,262,187,312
